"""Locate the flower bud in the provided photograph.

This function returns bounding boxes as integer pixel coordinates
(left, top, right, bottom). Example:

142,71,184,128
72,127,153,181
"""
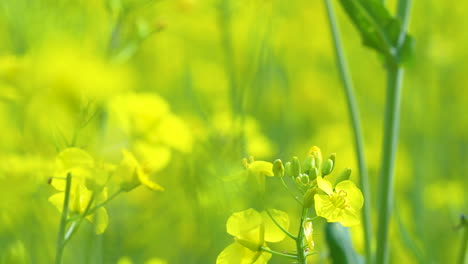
308,146,322,169
322,154,336,176
309,167,319,181
302,155,316,175
335,168,352,185
291,156,301,178
284,161,292,178
301,174,310,185
273,159,284,178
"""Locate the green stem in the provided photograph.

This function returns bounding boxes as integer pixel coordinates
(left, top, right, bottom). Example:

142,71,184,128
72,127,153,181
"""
296,208,309,264
265,209,297,240
375,1,412,264
323,0,372,262
68,189,121,222
259,247,298,260
54,173,72,264
64,194,95,245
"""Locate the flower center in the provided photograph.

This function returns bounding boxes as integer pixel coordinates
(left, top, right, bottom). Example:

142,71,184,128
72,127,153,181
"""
330,190,348,209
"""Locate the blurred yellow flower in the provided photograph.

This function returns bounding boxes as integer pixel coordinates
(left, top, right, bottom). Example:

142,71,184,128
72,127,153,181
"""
314,176,363,227
49,180,109,234
217,208,289,264
114,150,164,192
242,157,274,192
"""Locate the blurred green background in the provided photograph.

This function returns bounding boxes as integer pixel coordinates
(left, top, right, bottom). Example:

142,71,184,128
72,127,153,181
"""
0,0,466,263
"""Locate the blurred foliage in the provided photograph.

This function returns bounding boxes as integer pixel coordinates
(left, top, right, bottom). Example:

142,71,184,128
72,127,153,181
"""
0,0,466,263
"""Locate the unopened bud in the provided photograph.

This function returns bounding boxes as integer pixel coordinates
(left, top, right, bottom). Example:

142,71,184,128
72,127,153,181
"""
291,156,301,178
309,167,319,181
302,155,316,175
322,154,335,176
284,162,292,177
335,168,352,185
308,146,322,169
301,174,310,185
273,159,284,178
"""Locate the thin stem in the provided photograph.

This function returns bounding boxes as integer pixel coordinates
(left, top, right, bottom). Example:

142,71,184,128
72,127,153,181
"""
259,247,298,260
296,208,309,264
280,178,303,205
69,189,121,222
375,0,412,263
64,194,95,245
323,0,372,263
265,209,297,240
54,173,72,264
458,219,467,264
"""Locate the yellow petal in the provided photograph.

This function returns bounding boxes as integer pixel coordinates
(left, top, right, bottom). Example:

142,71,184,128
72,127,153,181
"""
316,176,333,195
261,209,290,243
48,193,65,212
226,209,263,245
133,142,171,173
156,114,193,153
248,161,274,177
216,242,271,264
52,148,94,191
216,243,245,264
86,207,109,234
314,194,337,220
303,221,314,250
138,171,164,191
339,209,360,227
335,180,364,210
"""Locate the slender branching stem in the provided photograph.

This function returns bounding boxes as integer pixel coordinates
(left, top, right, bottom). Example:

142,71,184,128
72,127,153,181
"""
54,173,72,264
265,209,297,240
259,247,298,259
323,0,372,262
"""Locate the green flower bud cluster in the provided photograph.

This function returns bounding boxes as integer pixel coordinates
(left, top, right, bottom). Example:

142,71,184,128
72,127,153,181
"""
273,146,353,208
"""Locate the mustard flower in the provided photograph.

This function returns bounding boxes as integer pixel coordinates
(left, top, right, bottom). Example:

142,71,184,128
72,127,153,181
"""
242,157,274,192
217,208,290,264
314,176,363,227
114,150,164,192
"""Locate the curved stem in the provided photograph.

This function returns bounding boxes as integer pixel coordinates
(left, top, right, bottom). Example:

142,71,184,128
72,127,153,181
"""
54,173,72,264
375,1,412,263
64,194,95,245
259,247,298,260
323,0,372,262
265,209,297,240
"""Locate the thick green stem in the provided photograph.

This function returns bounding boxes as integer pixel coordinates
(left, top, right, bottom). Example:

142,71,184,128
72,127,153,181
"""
375,1,412,263
54,173,72,264
296,208,309,264
323,0,372,262
375,64,403,264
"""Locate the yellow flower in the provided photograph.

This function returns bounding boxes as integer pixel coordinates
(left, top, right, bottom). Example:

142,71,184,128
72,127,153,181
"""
314,176,363,227
114,150,164,192
48,148,110,234
303,221,314,250
217,208,289,264
242,157,274,192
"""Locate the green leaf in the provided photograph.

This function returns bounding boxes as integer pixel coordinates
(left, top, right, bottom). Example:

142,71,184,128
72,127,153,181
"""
337,0,412,64
325,223,363,264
